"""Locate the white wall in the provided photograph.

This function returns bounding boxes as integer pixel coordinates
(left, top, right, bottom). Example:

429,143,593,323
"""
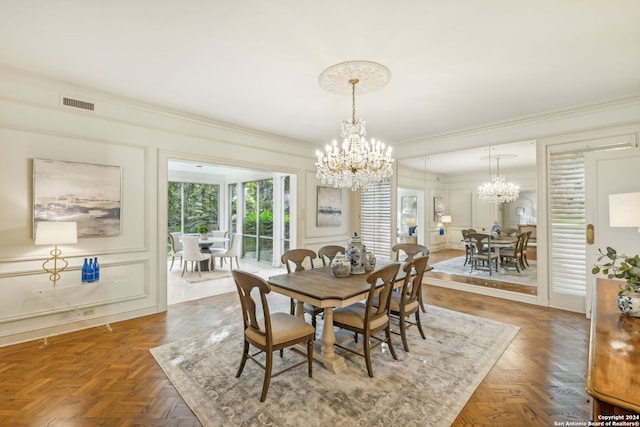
0,67,350,346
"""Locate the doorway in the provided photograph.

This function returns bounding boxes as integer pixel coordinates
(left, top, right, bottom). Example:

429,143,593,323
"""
165,159,294,304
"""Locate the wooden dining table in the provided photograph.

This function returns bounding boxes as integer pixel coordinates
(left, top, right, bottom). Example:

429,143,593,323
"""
464,235,518,270
267,258,404,374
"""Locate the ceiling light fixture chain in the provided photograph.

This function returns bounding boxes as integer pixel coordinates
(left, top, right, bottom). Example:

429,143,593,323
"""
315,61,394,191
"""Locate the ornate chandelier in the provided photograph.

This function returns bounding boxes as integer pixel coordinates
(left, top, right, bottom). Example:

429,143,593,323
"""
315,61,394,191
478,156,520,203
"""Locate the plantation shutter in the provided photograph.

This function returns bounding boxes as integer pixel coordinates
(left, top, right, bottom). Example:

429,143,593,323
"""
360,182,392,259
548,142,634,298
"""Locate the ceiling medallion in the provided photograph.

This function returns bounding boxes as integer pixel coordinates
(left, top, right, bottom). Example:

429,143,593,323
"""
315,61,394,191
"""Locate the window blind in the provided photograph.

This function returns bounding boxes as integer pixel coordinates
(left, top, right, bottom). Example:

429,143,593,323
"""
360,182,392,259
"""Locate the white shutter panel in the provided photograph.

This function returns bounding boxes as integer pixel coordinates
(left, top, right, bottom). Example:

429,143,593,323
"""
548,143,634,297
360,182,392,259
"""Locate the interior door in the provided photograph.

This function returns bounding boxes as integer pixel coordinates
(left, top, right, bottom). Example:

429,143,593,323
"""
585,147,640,317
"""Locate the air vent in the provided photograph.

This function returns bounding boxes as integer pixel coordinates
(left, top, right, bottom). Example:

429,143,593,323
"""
62,97,95,111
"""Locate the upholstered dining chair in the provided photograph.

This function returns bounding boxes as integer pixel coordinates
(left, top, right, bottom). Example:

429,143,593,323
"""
391,243,430,312
376,255,430,352
209,230,228,255
318,245,345,266
168,232,183,271
281,249,322,334
467,233,499,275
333,262,401,377
180,235,212,277
232,270,315,402
212,233,242,270
499,232,526,272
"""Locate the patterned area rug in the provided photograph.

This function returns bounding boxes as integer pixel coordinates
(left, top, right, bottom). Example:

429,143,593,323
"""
429,256,537,286
150,302,519,426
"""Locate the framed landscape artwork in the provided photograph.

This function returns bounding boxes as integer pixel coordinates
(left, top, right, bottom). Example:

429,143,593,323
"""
316,186,342,227
33,158,122,237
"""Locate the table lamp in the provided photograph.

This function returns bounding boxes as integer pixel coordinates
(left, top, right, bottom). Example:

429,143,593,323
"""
441,215,452,236
35,221,78,287
609,192,640,232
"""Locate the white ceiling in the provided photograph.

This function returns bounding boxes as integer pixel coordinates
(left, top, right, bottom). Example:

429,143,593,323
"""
2,1,640,173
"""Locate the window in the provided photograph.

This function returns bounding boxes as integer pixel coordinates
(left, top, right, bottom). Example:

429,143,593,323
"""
282,175,291,254
360,182,392,259
229,183,237,234
243,179,274,262
168,182,220,234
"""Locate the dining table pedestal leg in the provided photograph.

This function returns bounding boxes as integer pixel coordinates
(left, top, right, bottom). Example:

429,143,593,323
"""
318,308,348,374
293,302,347,374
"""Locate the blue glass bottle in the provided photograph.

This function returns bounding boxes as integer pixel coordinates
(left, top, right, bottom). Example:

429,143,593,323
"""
93,257,100,282
87,258,95,283
82,258,89,283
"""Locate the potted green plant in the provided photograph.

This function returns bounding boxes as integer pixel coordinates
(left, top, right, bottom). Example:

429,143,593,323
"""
592,247,640,317
197,225,210,240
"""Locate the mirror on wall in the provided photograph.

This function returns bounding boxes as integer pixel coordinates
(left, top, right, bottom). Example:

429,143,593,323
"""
397,140,537,233
400,195,417,235
397,188,424,245
501,190,537,231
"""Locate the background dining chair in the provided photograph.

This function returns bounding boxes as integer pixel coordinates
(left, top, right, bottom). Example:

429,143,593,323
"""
376,255,430,352
318,245,344,266
499,232,526,272
332,262,400,377
232,270,315,402
460,229,474,266
392,243,430,262
212,233,242,270
467,233,499,275
180,235,211,277
209,230,228,255
391,242,431,312
281,249,322,334
521,230,532,268
168,232,183,271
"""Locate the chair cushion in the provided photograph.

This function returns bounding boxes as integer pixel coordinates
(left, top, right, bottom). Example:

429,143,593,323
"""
245,312,315,346
333,302,388,330
389,293,418,313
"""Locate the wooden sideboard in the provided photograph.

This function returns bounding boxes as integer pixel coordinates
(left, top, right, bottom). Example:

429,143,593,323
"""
586,279,640,419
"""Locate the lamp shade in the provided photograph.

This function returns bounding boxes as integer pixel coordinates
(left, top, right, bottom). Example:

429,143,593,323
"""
35,221,78,245
441,215,452,224
608,192,640,227
406,218,417,227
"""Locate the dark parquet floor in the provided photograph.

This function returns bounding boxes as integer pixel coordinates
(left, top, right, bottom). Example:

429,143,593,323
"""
0,250,591,426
